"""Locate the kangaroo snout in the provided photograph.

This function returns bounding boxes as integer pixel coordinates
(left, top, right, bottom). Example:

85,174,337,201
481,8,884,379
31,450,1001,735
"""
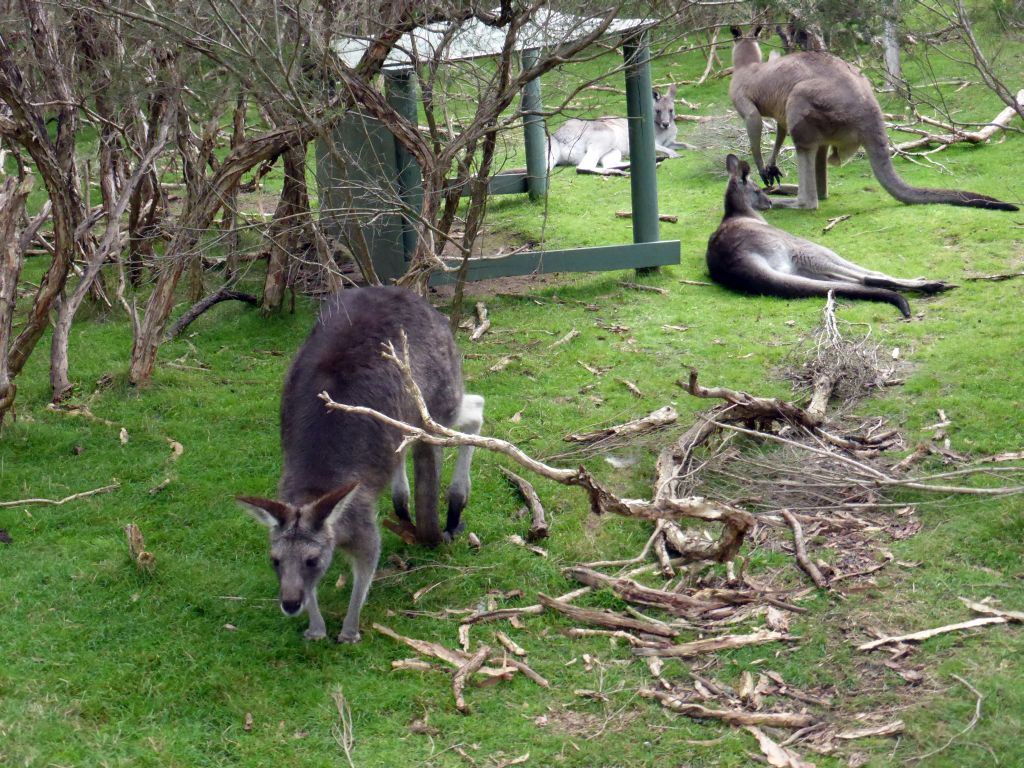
280,597,304,616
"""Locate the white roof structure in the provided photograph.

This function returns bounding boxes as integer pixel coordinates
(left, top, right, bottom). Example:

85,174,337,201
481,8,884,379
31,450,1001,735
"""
333,9,649,68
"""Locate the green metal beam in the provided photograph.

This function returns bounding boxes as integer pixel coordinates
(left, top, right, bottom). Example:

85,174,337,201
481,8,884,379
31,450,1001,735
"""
623,31,661,266
385,68,422,262
431,240,680,284
520,48,548,201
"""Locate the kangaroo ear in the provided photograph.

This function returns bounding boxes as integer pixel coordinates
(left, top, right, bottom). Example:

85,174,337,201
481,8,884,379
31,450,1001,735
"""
308,482,359,531
753,24,764,38
238,496,292,529
667,83,677,97
730,25,742,39
652,89,660,101
725,154,741,176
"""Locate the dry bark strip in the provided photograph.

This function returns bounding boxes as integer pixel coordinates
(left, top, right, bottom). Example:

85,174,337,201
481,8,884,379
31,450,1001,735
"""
615,211,679,224
469,302,491,341
780,510,829,589
640,690,816,728
453,645,490,713
633,629,794,658
538,593,679,638
746,726,817,767
960,598,1024,622
836,720,905,739
499,466,549,541
461,586,591,625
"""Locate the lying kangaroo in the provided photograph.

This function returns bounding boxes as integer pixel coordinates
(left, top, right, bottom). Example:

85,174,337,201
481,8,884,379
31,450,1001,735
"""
706,154,955,316
547,85,687,174
728,26,1018,211
238,287,484,642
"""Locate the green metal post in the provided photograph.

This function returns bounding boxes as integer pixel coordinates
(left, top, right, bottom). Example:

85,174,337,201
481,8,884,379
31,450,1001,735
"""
520,48,548,201
623,31,660,261
385,68,423,262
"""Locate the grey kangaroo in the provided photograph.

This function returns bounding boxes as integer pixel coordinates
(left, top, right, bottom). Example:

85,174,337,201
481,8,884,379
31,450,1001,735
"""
547,85,687,174
728,26,1018,212
238,287,484,642
706,154,955,317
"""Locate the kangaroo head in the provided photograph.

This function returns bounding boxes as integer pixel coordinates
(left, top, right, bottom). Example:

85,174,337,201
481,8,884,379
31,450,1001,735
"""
730,25,764,69
725,153,772,215
652,84,677,131
238,482,358,617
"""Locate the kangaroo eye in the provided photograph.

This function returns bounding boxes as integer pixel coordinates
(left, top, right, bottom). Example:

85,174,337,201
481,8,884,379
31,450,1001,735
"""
271,557,280,569
305,557,319,569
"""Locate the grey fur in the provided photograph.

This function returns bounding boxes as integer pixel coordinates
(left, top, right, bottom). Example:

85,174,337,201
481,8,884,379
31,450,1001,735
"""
706,154,955,316
728,27,1017,211
547,85,690,174
238,287,484,642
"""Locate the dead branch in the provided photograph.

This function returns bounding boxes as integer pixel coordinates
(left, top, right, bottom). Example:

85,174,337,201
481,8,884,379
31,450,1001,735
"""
960,598,1024,622
890,88,1024,152
497,657,549,688
564,406,678,443
537,593,679,638
548,328,579,349
633,629,794,658
0,483,120,508
964,271,1024,282
618,281,668,295
495,631,527,656
319,338,754,560
836,720,905,740
453,644,490,713
640,690,816,728
614,211,678,224
858,616,1010,651
461,586,591,625
124,523,155,571
746,726,817,767
469,302,491,341
373,623,512,679
564,567,734,618
165,288,258,340
780,510,829,589
499,466,549,541
564,628,670,648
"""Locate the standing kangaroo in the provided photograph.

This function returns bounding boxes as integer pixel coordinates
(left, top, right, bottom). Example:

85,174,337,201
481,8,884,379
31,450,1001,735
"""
547,85,688,174
238,287,484,642
706,154,955,316
728,26,1018,211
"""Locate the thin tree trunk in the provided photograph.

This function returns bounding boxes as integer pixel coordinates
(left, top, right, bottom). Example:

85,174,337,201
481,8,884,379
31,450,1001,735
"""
0,175,33,422
261,144,309,314
882,0,904,95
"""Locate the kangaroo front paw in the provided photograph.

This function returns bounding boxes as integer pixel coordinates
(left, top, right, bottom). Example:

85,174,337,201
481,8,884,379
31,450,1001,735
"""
304,627,327,641
336,629,361,644
442,521,466,543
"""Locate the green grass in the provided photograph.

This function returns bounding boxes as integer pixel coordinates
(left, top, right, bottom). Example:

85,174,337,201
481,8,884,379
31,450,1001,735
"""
2,22,1024,768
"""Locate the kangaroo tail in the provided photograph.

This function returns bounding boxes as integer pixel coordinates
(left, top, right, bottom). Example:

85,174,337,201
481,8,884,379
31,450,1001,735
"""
709,257,912,317
863,123,1018,211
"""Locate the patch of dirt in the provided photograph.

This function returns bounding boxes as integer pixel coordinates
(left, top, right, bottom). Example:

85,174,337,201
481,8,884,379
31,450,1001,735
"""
534,703,643,738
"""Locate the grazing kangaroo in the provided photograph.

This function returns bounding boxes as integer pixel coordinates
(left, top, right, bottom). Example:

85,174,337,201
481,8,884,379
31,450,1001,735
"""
547,85,688,174
706,154,955,317
238,287,484,642
728,26,1018,211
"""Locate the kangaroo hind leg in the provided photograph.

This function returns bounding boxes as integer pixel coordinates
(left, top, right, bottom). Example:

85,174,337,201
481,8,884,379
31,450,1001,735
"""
412,442,443,547
445,394,484,541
